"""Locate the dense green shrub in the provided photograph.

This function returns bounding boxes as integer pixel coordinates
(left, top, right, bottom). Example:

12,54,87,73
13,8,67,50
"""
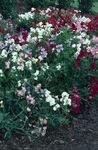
58,0,74,9
0,0,16,18
24,0,74,10
24,0,56,9
78,0,94,14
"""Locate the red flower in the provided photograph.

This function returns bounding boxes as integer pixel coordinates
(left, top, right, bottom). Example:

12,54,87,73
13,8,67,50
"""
70,87,81,113
91,83,98,96
43,19,47,25
76,50,86,70
71,23,77,31
76,50,93,70
88,21,97,31
22,31,28,41
90,62,96,70
0,28,3,33
13,34,19,44
95,16,98,22
70,94,81,113
89,76,97,83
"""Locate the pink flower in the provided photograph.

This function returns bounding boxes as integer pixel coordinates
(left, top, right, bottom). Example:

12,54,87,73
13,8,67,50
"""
17,87,26,97
80,38,83,44
35,83,41,93
25,51,32,58
91,47,98,58
39,118,48,125
26,94,35,105
87,95,93,101
5,61,10,69
92,36,98,43
75,22,82,33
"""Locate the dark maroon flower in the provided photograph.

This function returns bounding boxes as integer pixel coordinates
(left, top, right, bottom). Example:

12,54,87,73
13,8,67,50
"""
22,31,28,41
43,19,47,25
89,76,97,83
91,84,98,96
0,28,3,33
13,34,19,44
70,87,81,113
71,23,77,31
90,62,97,70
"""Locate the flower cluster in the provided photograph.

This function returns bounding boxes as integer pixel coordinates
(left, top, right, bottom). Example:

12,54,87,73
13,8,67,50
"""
44,89,71,111
0,7,98,138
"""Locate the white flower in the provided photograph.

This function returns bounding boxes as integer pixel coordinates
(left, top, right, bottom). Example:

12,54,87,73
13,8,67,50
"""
86,18,91,23
32,57,38,64
53,104,60,111
77,43,81,49
72,44,76,48
81,32,86,37
18,80,21,87
44,89,51,97
81,16,91,23
46,95,52,102
12,52,18,62
83,38,91,45
24,78,28,82
74,50,81,58
16,44,22,51
61,91,71,106
41,63,49,72
19,11,35,20
17,64,24,71
53,106,57,111
30,27,36,33
31,8,35,12
0,69,3,77
0,101,3,104
46,95,56,106
63,98,71,106
38,35,43,39
68,98,71,106
38,55,43,61
26,107,31,112
34,70,39,80
25,60,32,70
34,70,39,76
49,98,56,106
1,50,8,58
11,66,16,71
0,101,4,108
56,64,61,70
38,22,43,27
62,92,69,98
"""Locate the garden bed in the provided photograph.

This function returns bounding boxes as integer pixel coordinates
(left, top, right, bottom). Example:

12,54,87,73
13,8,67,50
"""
0,102,98,150
0,6,98,144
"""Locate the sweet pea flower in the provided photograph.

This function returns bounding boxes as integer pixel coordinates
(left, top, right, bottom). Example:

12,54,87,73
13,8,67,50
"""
26,94,35,105
5,61,11,69
92,36,98,43
17,86,26,97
